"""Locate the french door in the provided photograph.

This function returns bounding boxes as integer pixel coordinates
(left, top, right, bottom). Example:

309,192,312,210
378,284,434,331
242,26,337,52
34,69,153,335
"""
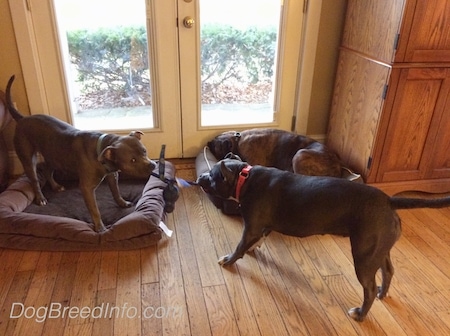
9,0,304,158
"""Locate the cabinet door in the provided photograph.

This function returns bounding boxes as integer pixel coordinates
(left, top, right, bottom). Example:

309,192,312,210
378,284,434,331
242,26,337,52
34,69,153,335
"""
422,69,450,178
327,49,390,178
342,0,405,64
398,0,450,62
377,68,450,182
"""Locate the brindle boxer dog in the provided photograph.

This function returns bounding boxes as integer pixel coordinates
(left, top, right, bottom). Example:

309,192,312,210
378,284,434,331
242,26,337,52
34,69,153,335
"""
207,128,342,177
6,75,156,232
197,158,450,321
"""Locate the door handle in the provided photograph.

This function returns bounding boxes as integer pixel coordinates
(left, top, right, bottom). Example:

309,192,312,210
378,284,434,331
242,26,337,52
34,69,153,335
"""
183,16,195,29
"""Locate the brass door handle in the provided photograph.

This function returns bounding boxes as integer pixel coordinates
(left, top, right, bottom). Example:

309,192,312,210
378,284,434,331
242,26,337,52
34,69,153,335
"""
183,16,195,29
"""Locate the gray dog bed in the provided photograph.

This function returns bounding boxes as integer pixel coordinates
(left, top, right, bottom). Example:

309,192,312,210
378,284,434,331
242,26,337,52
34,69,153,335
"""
0,162,175,251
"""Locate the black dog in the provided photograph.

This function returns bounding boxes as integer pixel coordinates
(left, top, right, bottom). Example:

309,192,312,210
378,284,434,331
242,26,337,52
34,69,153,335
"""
197,158,450,321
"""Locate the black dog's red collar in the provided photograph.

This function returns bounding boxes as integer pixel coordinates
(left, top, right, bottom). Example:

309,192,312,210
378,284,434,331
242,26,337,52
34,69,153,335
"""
235,165,252,202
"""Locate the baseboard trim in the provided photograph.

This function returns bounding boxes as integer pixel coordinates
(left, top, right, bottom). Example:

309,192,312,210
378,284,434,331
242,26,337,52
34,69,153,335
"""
369,178,450,196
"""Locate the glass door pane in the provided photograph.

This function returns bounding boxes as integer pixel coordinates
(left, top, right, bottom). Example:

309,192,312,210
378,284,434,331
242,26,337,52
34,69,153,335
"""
53,0,154,130
200,0,281,126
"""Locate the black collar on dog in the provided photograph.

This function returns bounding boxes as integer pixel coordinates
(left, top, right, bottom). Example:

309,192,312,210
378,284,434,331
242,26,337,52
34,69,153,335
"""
96,133,117,173
235,165,252,202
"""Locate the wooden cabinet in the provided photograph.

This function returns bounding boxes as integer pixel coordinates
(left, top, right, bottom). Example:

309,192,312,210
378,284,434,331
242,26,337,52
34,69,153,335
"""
327,0,450,194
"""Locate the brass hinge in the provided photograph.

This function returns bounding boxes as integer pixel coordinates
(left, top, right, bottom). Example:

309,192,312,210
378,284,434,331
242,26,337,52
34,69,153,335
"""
393,33,400,50
367,157,373,170
291,115,296,132
382,84,389,100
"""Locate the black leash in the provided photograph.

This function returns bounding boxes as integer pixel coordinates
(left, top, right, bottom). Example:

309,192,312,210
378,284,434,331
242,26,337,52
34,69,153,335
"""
150,144,197,186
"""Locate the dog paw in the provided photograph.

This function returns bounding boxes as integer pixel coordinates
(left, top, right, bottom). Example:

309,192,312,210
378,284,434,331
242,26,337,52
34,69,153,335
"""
51,183,65,192
94,224,107,233
35,196,48,206
218,255,233,266
347,307,365,322
377,286,389,300
117,199,133,208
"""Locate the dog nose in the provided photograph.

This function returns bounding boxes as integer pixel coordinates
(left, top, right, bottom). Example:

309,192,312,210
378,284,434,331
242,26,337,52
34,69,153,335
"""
149,159,157,170
196,173,211,188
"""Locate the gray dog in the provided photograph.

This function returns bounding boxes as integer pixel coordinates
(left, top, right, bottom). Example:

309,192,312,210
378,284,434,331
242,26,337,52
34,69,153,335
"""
6,75,155,232
197,158,450,321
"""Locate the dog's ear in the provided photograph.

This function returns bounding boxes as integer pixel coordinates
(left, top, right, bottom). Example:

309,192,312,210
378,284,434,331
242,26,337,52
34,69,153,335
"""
129,130,144,140
220,161,234,182
98,146,115,162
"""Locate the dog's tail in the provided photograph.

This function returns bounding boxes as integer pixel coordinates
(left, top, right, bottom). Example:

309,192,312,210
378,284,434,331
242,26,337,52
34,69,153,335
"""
5,75,24,121
390,195,450,210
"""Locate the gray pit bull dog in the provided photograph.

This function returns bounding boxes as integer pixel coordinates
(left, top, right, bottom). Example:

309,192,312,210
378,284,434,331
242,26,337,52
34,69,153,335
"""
6,75,156,232
197,158,450,321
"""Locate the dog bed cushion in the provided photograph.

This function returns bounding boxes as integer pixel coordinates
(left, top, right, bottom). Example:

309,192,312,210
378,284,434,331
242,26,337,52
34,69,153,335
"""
0,162,175,251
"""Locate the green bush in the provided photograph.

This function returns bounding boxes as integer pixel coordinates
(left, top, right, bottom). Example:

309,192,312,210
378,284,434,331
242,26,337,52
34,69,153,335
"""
201,24,276,85
66,24,277,104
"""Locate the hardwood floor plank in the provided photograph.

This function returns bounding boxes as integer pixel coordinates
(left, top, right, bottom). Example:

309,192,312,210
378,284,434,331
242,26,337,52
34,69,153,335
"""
114,250,142,336
42,252,80,336
92,288,116,336
173,189,212,336
253,245,310,336
0,270,34,336
392,241,449,312
12,252,62,336
184,187,225,288
158,212,191,336
399,210,450,254
264,234,338,335
140,245,159,285
0,250,24,309
322,275,386,336
203,285,239,336
220,215,292,336
98,251,119,291
214,214,261,336
63,322,93,336
17,251,41,272
141,283,162,336
67,252,101,327
437,310,450,331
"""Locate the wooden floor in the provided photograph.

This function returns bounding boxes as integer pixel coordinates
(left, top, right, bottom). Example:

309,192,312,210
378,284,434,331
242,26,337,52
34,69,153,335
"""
0,164,449,335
